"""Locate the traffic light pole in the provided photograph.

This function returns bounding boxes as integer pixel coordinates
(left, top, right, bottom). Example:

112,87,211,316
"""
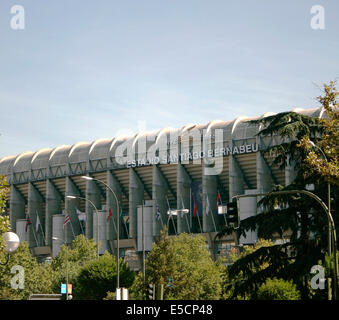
232,189,338,300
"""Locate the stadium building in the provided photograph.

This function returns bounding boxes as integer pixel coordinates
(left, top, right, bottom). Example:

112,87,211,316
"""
0,106,325,268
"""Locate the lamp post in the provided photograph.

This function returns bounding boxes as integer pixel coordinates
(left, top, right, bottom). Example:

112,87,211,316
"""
52,236,71,300
81,176,121,294
0,232,20,265
307,140,337,299
232,188,338,300
66,195,100,259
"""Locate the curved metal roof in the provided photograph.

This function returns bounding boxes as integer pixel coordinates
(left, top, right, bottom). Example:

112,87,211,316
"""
89,138,113,160
49,145,72,166
0,106,325,177
31,148,52,170
68,141,91,163
13,151,35,172
0,155,16,176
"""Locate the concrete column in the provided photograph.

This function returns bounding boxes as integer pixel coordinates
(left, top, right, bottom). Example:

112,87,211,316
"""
46,179,62,246
27,183,44,248
256,152,274,193
177,164,191,233
9,185,25,232
202,167,218,232
106,170,123,242
229,155,245,199
85,179,101,239
65,177,81,244
129,169,144,239
153,166,169,236
285,156,297,185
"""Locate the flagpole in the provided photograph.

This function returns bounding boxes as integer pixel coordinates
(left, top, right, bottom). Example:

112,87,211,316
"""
166,196,177,234
181,196,191,233
76,209,85,235
218,192,228,226
35,210,44,245
206,195,217,233
190,188,192,230
39,214,46,245
32,226,39,247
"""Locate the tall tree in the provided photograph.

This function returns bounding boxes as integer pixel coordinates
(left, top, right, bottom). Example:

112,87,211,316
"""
131,227,222,300
218,81,338,299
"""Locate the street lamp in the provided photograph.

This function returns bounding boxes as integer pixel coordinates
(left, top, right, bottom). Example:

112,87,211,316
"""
52,236,71,300
307,140,337,299
66,195,100,259
0,232,20,265
81,176,121,295
232,189,338,300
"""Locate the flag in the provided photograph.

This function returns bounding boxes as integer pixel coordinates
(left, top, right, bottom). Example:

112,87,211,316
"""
26,214,32,232
206,195,210,216
76,209,86,222
155,205,161,221
182,197,188,218
107,208,113,223
63,214,71,229
36,214,41,232
193,197,197,217
216,191,222,214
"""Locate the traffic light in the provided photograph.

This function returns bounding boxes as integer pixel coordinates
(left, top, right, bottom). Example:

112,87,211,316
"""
148,283,155,300
226,201,239,227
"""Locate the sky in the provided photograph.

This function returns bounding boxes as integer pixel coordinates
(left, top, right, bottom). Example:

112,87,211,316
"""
0,0,338,158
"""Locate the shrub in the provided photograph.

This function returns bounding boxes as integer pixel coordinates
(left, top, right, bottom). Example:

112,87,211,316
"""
257,278,301,300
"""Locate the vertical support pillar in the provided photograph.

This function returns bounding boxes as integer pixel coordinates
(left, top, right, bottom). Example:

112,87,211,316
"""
229,155,245,199
153,166,169,236
257,153,274,194
9,185,25,232
202,167,218,232
129,169,144,239
285,156,297,186
46,179,62,247
65,177,81,244
176,164,191,233
85,178,101,239
28,183,44,248
106,170,123,242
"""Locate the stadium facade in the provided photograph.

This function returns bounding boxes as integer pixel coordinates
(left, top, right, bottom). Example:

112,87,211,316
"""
0,106,325,268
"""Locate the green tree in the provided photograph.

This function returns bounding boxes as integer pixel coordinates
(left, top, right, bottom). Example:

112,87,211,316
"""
131,227,222,300
0,175,10,255
74,251,135,300
257,278,301,300
50,235,98,292
0,242,58,299
217,81,338,299
221,239,275,299
298,81,339,185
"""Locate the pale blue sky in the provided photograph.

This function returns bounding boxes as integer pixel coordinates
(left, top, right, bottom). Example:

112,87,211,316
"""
0,0,338,158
